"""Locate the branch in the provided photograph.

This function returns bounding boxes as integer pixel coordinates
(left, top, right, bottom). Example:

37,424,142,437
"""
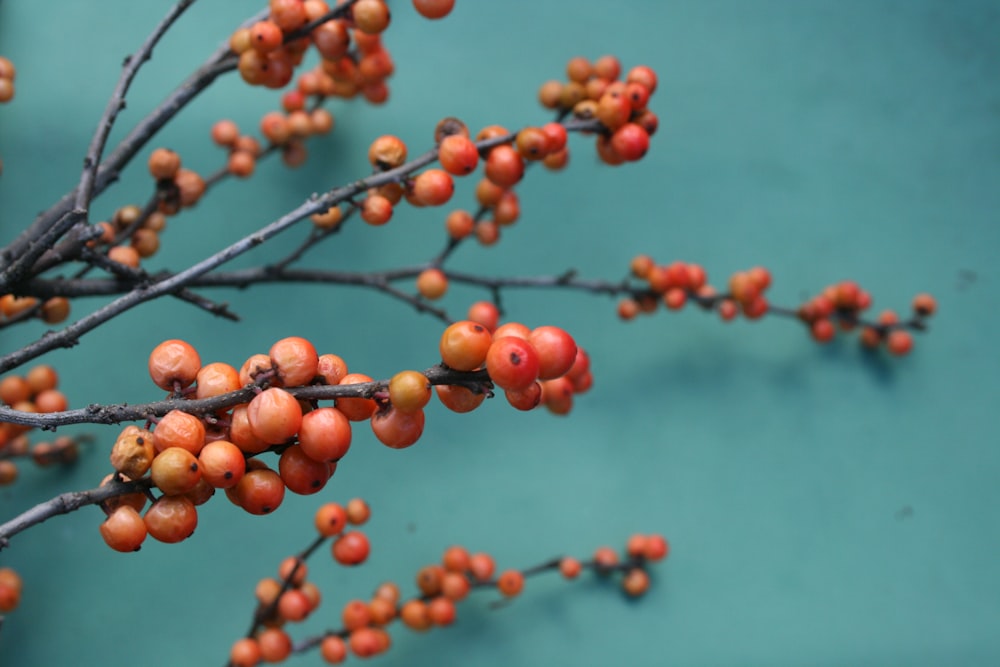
0,0,199,291
0,477,152,551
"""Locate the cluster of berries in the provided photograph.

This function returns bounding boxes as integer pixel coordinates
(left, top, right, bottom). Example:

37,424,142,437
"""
798,281,936,355
232,0,401,104
230,497,668,666
539,55,658,165
618,256,934,354
96,310,584,551
0,365,75,486
147,147,207,217
230,499,373,665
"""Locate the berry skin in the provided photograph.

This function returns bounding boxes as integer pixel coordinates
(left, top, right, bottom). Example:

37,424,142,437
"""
153,409,207,454
438,134,479,175
198,440,246,488
371,406,425,448
336,373,377,421
467,301,500,332
440,320,492,371
913,293,937,317
497,570,525,597
314,502,349,537
353,0,391,34
413,0,454,19
368,135,407,169
100,506,148,552
151,447,202,496
247,387,303,444
231,466,286,515
416,267,449,299
400,599,432,631
269,336,319,387
148,148,181,180
435,385,486,413
361,194,393,225
610,123,650,161
144,495,198,543
622,568,651,597
559,557,582,579
279,444,333,495
298,407,352,462
886,329,914,356
332,530,371,566
389,370,432,413
484,145,525,188
346,498,371,524
148,339,201,391
529,326,577,380
194,362,241,400
486,336,541,391
411,169,455,206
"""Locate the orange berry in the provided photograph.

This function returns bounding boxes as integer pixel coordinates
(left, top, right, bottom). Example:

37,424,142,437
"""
256,627,292,663
151,446,202,496
153,409,207,454
416,267,449,299
110,425,156,479
411,169,454,206
211,119,240,146
368,134,407,169
247,387,303,444
497,569,524,597
298,407,352,462
195,362,241,400
148,148,181,180
811,318,835,343
412,0,454,19
435,385,486,413
428,596,456,625
622,568,651,596
149,339,201,391
440,320,492,371
468,552,495,581
249,20,283,53
332,530,370,566
644,534,670,561
143,495,198,543
528,326,577,380
230,638,261,667
320,635,347,663
484,145,525,188
416,564,446,596
342,598,372,630
467,301,500,332
913,293,936,317
559,556,582,579
336,373,377,421
486,336,540,391
361,194,393,225
100,506,148,552
352,0,391,34
388,370,432,413
438,134,479,175
346,498,371,524
400,599,432,631
886,329,913,356
269,336,319,387
370,406,425,448
445,209,475,239
231,465,286,515
198,440,246,488
279,444,333,495
314,502,349,537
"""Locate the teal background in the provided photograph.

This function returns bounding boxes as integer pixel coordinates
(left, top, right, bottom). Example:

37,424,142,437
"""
1,1,999,665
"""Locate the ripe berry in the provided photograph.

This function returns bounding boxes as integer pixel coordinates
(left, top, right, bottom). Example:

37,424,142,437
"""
413,0,454,19
269,336,319,387
388,370,432,413
149,339,201,391
484,145,525,188
144,495,198,543
486,336,540,391
440,320,492,371
416,268,449,299
497,570,525,597
151,447,202,496
332,530,371,566
232,466,286,515
438,134,479,175
298,407,352,462
336,373,377,421
279,444,333,494
314,502,349,537
247,387,303,444
371,406,425,448
100,506,148,552
198,440,246,488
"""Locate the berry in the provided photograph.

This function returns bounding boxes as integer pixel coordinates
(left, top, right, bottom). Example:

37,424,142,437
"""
148,339,201,391
332,530,370,566
416,267,449,299
413,0,454,19
486,336,540,391
247,387,303,444
371,406,425,448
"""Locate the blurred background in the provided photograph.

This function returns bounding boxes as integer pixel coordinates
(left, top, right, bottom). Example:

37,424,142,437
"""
1,1,998,665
